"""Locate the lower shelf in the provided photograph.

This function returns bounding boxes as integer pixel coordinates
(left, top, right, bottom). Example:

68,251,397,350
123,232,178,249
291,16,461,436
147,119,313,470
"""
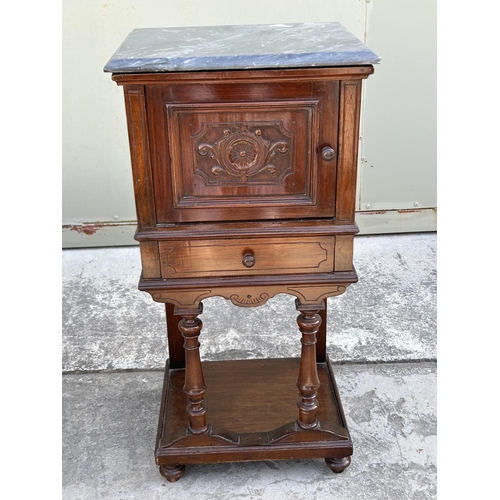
155,356,353,469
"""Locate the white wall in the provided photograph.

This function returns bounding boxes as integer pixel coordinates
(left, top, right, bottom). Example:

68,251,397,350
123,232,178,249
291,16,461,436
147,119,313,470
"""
62,0,436,247
358,0,437,233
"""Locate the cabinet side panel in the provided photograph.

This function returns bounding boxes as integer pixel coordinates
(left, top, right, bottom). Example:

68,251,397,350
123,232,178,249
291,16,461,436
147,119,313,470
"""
140,241,161,278
334,235,354,272
123,85,156,229
336,80,362,223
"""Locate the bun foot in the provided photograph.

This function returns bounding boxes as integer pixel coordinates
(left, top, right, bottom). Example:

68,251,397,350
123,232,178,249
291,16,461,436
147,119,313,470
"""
159,464,185,482
325,456,351,473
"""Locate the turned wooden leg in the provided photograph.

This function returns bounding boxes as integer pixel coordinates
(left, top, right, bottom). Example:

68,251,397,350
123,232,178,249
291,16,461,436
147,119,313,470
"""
295,299,324,430
325,456,351,473
175,303,209,435
159,464,186,482
166,303,185,369
316,303,327,362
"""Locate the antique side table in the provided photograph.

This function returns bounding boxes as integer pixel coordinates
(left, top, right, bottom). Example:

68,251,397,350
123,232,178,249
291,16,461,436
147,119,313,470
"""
104,22,379,482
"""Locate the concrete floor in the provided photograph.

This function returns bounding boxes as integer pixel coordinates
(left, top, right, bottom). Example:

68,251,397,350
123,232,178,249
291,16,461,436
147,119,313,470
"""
62,233,437,499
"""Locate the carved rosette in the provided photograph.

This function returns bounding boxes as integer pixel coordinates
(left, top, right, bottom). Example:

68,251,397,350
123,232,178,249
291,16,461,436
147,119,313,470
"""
229,293,270,307
195,123,293,184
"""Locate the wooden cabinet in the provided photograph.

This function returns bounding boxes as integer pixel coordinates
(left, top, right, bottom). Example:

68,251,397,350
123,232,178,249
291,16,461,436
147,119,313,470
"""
106,23,378,482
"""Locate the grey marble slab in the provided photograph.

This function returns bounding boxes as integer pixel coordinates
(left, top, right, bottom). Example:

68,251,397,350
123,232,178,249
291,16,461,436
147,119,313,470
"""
104,22,380,73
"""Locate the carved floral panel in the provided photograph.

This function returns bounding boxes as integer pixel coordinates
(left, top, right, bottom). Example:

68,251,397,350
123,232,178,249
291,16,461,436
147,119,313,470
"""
193,122,294,185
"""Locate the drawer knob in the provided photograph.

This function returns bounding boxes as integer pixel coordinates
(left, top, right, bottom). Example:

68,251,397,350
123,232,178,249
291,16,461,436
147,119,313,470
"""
321,146,336,161
242,253,256,268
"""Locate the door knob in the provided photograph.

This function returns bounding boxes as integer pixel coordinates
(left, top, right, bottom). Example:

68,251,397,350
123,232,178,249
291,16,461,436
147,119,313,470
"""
242,253,255,268
321,146,335,161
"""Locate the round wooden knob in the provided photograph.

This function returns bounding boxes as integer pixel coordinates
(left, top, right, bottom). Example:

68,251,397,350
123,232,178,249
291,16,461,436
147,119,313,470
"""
321,146,335,161
242,253,255,268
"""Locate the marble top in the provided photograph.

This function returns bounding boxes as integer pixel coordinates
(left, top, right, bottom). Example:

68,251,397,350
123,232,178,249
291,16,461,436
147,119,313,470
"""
104,22,380,73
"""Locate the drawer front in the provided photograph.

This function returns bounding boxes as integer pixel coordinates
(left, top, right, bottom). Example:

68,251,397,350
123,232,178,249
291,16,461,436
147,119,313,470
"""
147,79,339,223
159,236,334,278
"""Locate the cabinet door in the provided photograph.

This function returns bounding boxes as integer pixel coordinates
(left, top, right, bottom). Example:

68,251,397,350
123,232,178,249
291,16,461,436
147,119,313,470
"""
147,78,339,223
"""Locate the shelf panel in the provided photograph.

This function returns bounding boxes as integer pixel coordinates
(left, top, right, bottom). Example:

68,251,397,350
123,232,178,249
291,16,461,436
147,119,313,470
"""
156,357,353,465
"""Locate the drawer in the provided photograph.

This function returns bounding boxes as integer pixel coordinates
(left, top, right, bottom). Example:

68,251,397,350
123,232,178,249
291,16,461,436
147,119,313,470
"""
159,236,334,278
